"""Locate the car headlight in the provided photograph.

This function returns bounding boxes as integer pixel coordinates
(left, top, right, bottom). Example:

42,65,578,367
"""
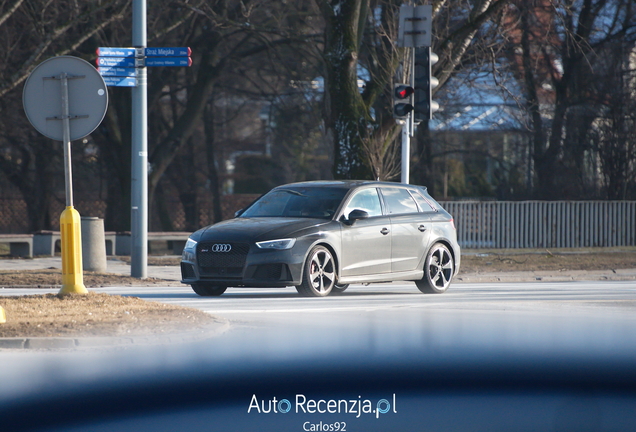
255,238,296,250
182,238,197,261
184,238,197,251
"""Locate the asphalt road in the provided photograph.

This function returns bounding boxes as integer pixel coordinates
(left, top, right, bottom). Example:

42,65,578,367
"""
123,281,636,352
7,280,633,356
91,280,636,322
6,281,636,343
2,281,636,431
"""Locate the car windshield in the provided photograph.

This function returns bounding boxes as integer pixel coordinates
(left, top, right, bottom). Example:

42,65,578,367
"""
240,187,348,219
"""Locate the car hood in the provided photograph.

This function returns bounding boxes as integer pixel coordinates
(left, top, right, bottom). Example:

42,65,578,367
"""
198,217,330,243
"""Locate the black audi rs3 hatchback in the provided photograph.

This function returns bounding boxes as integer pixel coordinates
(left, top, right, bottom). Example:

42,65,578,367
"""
180,181,460,297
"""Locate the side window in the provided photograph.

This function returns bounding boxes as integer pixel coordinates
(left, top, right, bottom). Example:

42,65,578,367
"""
409,189,436,212
381,188,418,215
343,188,383,218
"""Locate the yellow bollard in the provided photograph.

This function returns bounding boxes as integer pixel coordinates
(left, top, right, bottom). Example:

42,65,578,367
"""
58,206,88,295
0,306,5,323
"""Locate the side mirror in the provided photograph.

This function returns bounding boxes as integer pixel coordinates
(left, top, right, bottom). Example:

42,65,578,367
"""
343,209,369,225
234,209,244,218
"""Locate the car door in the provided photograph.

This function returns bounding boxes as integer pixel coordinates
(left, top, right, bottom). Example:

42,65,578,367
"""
379,187,431,273
339,188,392,277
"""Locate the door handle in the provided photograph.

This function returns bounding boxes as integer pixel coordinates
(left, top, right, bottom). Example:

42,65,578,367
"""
380,227,390,235
418,225,427,232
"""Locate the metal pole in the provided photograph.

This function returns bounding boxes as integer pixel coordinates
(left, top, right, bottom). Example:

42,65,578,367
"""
401,120,410,184
60,73,73,207
58,72,87,294
410,47,416,138
131,0,148,278
401,47,415,184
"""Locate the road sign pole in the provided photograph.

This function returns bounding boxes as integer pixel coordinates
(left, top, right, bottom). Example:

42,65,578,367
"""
23,56,107,293
60,73,74,207
398,6,433,184
131,0,148,278
58,72,87,294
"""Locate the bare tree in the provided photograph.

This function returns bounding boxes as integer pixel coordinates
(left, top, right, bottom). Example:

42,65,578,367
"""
142,0,326,228
504,0,636,198
0,0,130,99
594,41,636,199
315,0,512,181
0,0,131,231
412,0,512,190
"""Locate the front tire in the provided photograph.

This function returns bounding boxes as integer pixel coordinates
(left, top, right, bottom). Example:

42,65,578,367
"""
296,245,336,297
416,243,454,294
191,283,227,297
331,283,349,295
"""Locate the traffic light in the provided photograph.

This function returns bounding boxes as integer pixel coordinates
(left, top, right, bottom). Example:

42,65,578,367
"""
414,47,439,121
393,84,414,119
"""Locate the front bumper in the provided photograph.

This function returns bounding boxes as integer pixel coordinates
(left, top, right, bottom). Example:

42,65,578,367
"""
180,240,306,287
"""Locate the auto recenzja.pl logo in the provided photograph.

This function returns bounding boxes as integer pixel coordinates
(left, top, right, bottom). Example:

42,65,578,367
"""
248,394,397,419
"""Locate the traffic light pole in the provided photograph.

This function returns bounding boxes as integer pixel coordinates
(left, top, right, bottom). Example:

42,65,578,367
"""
400,114,410,184
397,4,435,185
400,47,416,185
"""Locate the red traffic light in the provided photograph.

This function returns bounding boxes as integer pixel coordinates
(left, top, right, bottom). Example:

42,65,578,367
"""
394,85,414,99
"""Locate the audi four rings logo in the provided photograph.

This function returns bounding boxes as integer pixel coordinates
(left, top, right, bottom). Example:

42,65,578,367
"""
211,244,232,253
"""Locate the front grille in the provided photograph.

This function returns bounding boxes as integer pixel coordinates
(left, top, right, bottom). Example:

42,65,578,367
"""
197,242,249,277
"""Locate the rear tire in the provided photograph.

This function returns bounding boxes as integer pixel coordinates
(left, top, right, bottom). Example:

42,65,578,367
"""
416,243,454,294
295,245,336,297
191,283,227,297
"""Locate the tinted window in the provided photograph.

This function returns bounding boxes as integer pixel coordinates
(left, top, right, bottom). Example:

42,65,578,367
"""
241,187,347,219
409,189,436,212
343,188,383,218
381,188,418,215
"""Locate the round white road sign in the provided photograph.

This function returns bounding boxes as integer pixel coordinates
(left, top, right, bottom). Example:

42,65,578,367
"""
23,56,108,141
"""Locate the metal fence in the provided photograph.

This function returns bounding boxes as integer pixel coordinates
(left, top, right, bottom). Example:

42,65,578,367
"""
440,201,636,249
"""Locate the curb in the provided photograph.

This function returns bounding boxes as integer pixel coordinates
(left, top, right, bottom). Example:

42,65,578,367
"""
454,269,636,284
0,318,230,350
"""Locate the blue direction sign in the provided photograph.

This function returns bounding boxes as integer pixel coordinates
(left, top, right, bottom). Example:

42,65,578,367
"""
98,67,137,77
97,57,137,68
145,47,191,57
97,47,138,57
145,57,192,67
102,76,138,87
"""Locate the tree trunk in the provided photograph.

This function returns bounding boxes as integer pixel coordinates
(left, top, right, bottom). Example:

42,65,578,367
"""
204,104,224,223
320,0,373,179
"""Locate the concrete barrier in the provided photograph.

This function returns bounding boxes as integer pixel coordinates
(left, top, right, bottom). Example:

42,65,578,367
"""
33,230,115,257
115,231,191,255
0,234,34,257
81,217,107,272
33,231,60,256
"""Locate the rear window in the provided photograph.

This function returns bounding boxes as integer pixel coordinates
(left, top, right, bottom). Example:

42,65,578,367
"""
380,188,419,215
409,189,437,212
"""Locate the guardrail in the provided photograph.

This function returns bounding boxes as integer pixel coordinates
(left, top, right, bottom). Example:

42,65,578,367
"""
440,201,636,249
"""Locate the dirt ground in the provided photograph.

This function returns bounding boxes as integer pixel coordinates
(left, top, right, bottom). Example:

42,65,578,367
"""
459,249,636,273
0,257,214,339
0,249,635,340
0,292,217,338
0,268,176,289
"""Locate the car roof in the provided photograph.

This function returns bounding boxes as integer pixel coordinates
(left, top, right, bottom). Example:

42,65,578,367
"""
274,180,429,192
